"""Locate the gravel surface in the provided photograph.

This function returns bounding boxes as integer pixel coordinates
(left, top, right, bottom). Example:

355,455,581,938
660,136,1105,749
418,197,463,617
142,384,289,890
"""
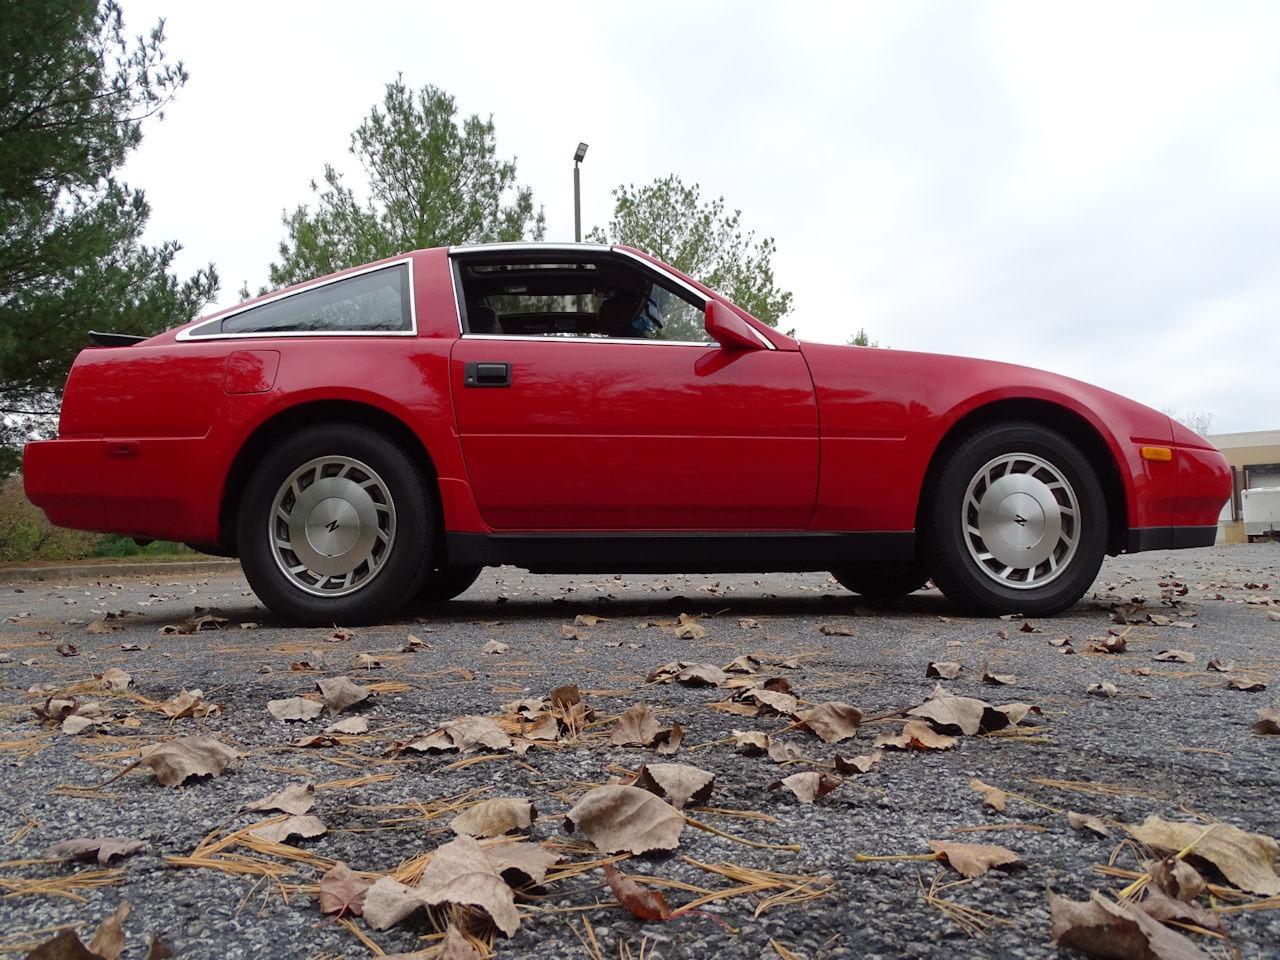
0,545,1277,959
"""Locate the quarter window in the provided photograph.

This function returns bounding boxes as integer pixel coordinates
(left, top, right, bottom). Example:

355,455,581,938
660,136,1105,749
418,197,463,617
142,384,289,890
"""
217,263,411,335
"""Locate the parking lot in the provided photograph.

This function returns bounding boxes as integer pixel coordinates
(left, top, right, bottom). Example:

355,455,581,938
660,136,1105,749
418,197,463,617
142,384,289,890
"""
1,545,1277,959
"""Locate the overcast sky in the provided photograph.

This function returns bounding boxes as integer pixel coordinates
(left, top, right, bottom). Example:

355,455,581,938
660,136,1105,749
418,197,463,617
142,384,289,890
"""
119,0,1279,433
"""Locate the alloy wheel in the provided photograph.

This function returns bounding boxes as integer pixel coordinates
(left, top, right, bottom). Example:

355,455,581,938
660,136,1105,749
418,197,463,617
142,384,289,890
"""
268,455,397,597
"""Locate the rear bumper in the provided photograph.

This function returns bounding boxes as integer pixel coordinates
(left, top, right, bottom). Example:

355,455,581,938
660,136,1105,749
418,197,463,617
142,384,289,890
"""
1126,525,1218,553
23,435,219,543
23,437,106,532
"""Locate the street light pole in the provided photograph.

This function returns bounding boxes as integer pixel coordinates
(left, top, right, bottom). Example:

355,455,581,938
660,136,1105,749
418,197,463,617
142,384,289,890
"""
573,142,588,241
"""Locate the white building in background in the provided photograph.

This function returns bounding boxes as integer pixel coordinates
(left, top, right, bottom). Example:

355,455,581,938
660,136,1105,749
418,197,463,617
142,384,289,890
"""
1207,429,1280,543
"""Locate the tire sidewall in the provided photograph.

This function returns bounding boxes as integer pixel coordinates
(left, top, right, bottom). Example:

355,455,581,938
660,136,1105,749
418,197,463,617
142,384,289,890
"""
237,424,434,626
928,423,1107,616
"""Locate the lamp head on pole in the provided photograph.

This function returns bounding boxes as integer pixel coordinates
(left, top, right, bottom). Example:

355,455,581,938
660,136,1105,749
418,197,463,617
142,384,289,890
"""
574,142,589,164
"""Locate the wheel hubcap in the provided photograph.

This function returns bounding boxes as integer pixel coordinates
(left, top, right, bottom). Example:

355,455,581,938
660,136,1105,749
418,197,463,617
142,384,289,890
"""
962,452,1080,589
269,456,396,597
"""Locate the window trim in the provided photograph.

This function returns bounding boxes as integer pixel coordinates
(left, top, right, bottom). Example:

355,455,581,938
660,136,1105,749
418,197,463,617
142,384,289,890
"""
448,246,775,350
176,258,418,341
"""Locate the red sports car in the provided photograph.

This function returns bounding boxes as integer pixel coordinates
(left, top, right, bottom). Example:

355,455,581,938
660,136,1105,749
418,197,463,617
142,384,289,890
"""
23,244,1231,625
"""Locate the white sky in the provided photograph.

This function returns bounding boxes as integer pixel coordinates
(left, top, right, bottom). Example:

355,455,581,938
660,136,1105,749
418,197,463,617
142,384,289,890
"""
119,0,1280,432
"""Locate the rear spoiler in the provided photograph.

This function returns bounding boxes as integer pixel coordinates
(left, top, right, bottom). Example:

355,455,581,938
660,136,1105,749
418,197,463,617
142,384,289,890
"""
88,331,148,347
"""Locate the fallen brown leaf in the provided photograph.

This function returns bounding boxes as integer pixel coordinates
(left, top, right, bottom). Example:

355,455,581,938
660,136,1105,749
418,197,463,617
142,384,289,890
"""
633,762,715,810
908,689,987,736
676,662,729,687
89,900,128,960
245,782,315,816
98,668,132,693
1066,811,1110,838
1153,650,1195,663
160,688,219,719
1048,890,1210,960
1126,815,1280,895
797,701,862,743
1088,635,1127,654
450,798,536,838
319,861,369,917
748,688,800,717
834,751,883,775
325,715,369,735
315,676,371,715
1136,885,1222,933
655,722,684,755
732,730,771,754
487,841,562,885
250,814,327,844
362,876,429,931
928,840,1022,878
1253,707,1280,735
818,623,854,636
1148,856,1206,902
611,703,662,746
140,736,239,787
874,720,958,751
969,778,1007,812
767,740,806,763
267,696,324,722
1226,677,1266,692
565,785,684,854
605,862,671,921
45,837,145,866
416,834,520,936
770,771,841,804
926,661,962,680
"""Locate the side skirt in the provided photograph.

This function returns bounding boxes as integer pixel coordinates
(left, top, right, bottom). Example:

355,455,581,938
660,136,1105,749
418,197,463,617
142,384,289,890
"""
1125,525,1218,553
446,531,915,574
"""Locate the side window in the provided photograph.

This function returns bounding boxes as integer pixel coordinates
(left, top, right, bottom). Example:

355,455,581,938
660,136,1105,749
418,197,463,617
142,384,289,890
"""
456,255,708,343
218,263,411,335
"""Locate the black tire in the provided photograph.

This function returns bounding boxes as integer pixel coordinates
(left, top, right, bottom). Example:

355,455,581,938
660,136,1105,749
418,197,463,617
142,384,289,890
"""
416,565,483,604
831,563,928,602
923,421,1107,617
237,423,434,626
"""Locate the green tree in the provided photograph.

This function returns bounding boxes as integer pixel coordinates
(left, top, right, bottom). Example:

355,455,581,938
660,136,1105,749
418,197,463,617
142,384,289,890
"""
848,328,879,347
587,174,792,339
0,0,218,472
268,79,544,289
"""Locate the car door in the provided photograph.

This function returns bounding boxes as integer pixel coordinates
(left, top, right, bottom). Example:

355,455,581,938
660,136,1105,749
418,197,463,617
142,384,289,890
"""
448,257,819,531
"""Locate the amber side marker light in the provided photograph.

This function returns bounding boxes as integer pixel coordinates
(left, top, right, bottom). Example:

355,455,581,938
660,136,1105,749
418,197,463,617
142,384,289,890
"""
1140,446,1173,462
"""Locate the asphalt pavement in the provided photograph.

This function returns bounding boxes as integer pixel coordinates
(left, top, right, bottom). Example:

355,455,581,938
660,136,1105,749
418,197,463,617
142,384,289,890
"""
0,545,1277,959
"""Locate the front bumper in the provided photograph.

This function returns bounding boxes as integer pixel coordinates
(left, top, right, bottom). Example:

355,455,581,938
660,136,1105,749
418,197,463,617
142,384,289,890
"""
1126,525,1218,553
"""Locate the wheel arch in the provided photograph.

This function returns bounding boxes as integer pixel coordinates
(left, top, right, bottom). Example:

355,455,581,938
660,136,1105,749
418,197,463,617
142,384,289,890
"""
218,399,442,554
918,397,1129,556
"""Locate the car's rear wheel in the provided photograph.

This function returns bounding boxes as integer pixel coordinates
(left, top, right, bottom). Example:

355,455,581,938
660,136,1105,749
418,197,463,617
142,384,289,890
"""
831,563,928,602
924,421,1107,617
237,424,434,625
416,565,483,604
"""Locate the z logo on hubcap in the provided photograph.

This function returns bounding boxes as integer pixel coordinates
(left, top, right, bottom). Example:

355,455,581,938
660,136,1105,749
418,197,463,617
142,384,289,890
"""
326,519,341,533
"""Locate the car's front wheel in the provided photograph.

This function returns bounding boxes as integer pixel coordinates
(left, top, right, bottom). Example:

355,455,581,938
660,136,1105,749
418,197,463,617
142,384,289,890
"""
237,424,434,625
924,421,1107,617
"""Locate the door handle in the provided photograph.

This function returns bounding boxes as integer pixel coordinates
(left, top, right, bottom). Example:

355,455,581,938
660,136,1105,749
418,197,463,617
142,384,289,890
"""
464,361,511,387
